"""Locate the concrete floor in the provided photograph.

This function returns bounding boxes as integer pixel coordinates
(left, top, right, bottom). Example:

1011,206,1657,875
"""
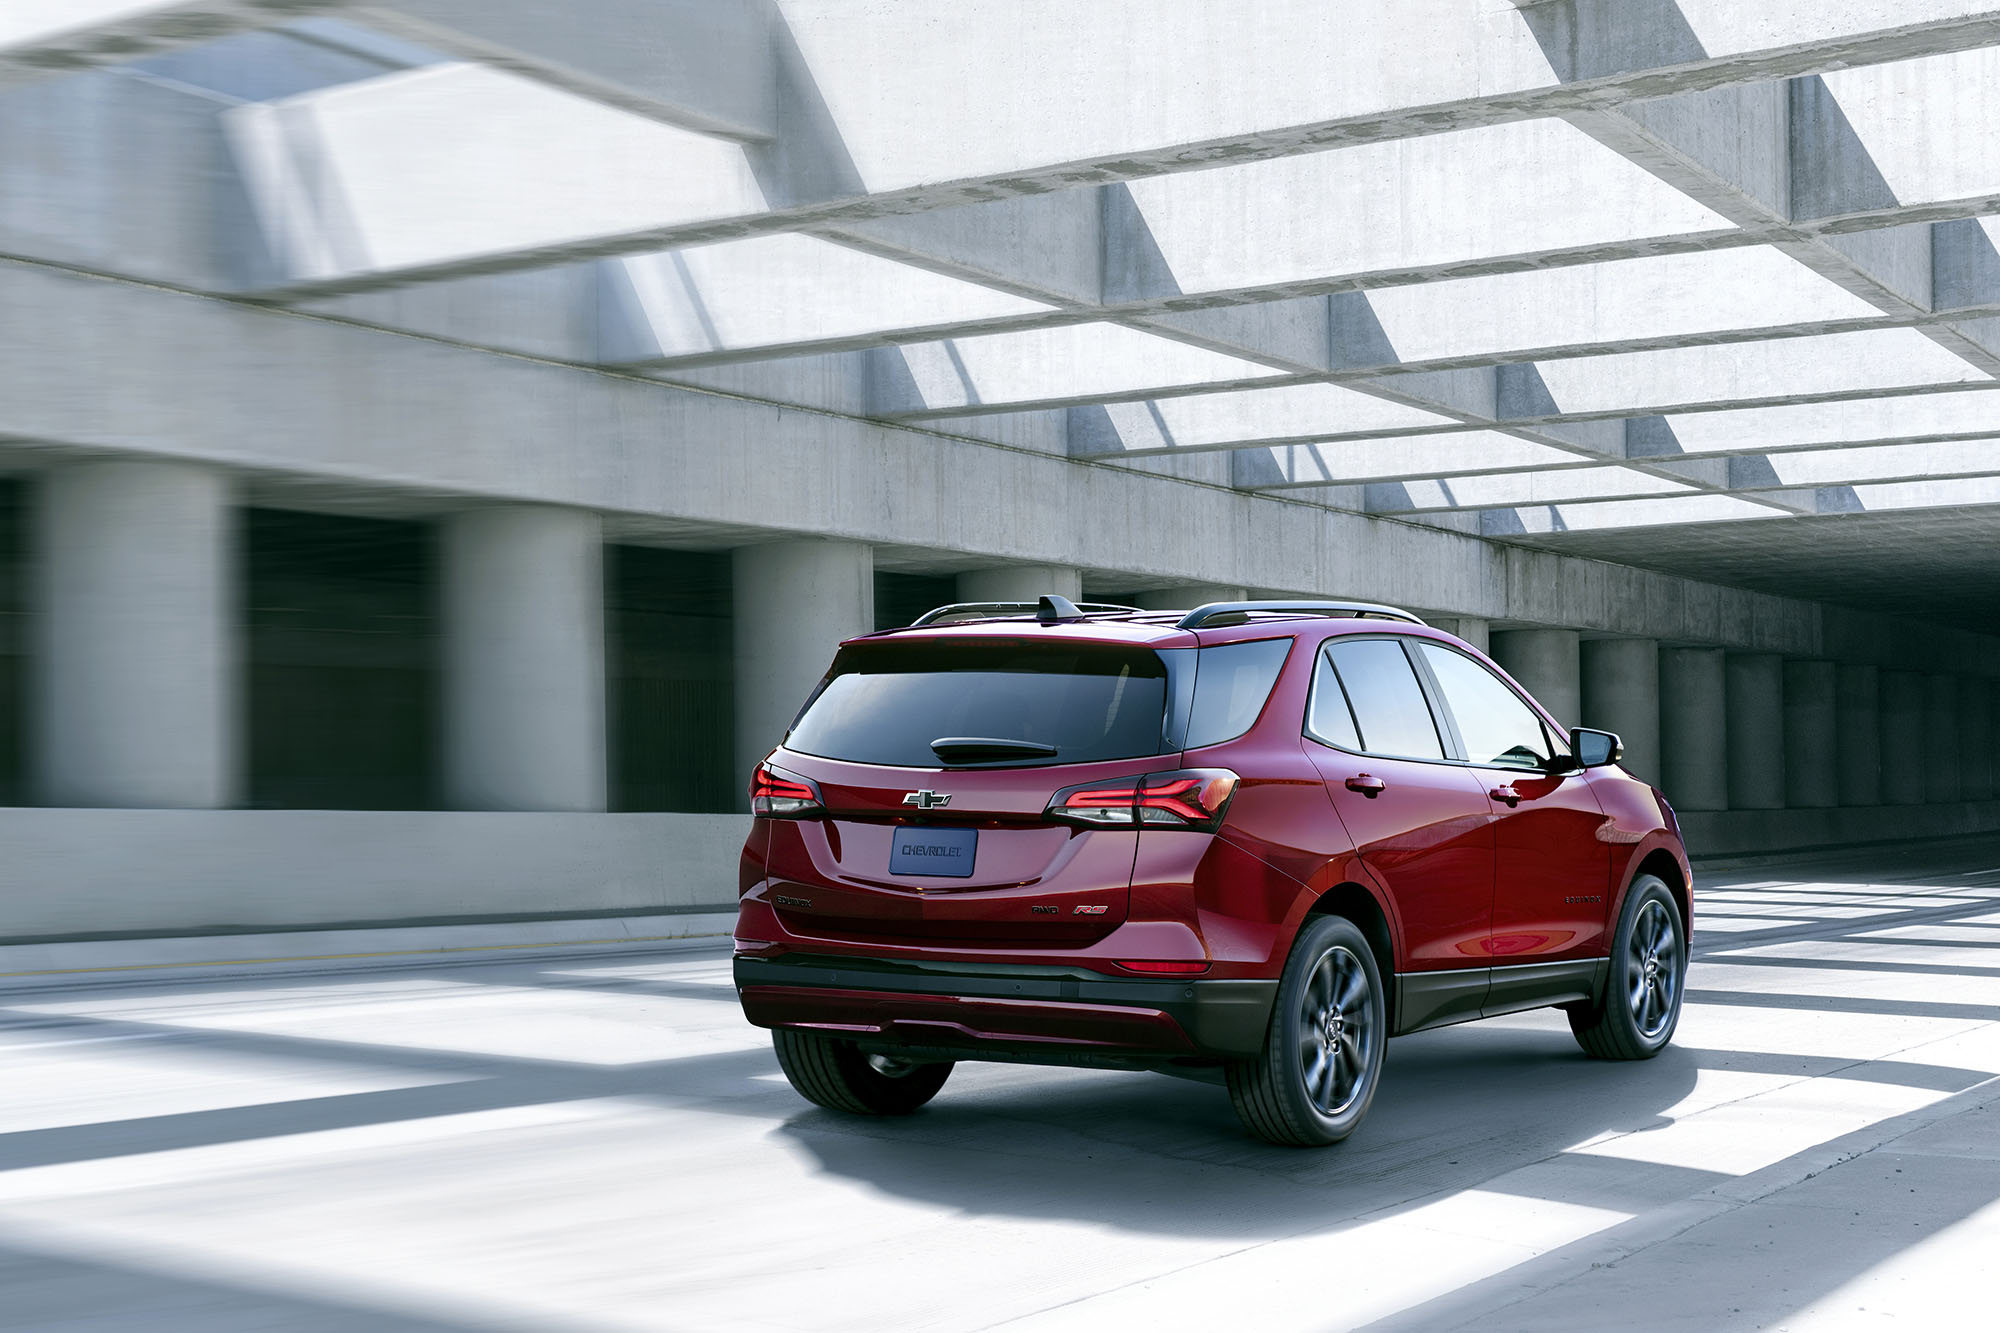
5,841,2000,1331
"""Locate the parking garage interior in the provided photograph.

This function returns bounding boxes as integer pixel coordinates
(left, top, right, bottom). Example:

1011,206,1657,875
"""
6,3,2000,1328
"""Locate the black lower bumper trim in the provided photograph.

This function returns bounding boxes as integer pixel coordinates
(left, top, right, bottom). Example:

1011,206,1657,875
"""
734,953,1278,1057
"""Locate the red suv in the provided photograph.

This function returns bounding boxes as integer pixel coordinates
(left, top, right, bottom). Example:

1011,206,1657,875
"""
733,597,1691,1146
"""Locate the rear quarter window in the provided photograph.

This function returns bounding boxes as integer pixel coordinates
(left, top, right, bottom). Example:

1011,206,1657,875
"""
1183,638,1293,749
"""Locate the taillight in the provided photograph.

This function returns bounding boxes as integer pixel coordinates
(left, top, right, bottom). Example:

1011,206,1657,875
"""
1046,768,1238,831
750,760,823,818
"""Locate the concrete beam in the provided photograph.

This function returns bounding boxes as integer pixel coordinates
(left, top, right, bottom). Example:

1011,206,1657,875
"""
1357,443,2000,513
0,2,344,89
355,0,776,141
204,0,2000,298
883,325,1991,426
609,221,2000,377
7,257,2000,674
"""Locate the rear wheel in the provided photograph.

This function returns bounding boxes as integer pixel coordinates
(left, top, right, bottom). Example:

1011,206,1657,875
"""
1568,874,1685,1060
771,1028,953,1115
1226,914,1386,1147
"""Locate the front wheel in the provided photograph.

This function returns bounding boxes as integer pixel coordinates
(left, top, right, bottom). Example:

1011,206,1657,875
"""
771,1029,953,1115
1568,874,1686,1060
1226,914,1387,1147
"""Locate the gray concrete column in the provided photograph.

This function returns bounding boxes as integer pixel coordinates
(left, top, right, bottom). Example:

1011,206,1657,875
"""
34,461,238,808
442,505,606,812
1835,664,1881,807
1490,628,1581,727
1992,680,2000,799
1725,653,1785,811
1925,674,1962,804
955,565,1082,605
1432,617,1490,653
1961,678,1994,803
734,539,874,800
1879,670,1926,807
1132,584,1247,612
1580,638,1659,786
1660,648,1727,811
1782,660,1838,809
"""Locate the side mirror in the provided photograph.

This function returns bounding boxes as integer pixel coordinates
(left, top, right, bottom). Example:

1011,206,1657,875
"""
1570,727,1623,769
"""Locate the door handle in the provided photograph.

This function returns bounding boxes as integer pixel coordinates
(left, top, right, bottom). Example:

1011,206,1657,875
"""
1345,774,1387,798
1489,784,1522,808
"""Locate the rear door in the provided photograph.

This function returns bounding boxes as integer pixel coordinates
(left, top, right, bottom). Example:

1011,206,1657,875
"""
1303,636,1496,1024
761,637,1171,944
1412,642,1611,970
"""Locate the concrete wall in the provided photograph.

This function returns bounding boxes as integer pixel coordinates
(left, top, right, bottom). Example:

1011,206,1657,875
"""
1682,801,2000,860
2,797,1992,944
0,809,748,941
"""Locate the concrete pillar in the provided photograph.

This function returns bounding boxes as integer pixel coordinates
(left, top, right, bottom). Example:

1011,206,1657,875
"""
1992,680,2000,799
1879,670,1926,807
35,461,238,808
734,539,874,800
442,506,606,812
1660,648,1727,811
1432,617,1490,653
1836,664,1881,807
1925,674,1962,805
1782,660,1837,809
955,565,1083,605
1725,653,1785,811
1132,584,1247,612
1961,679,1994,803
1490,628,1580,727
1580,638,1659,786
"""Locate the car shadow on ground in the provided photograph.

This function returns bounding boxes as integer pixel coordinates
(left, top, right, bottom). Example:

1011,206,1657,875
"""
777,1016,1711,1241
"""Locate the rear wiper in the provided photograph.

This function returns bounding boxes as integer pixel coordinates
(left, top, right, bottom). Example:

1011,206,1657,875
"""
930,736,1059,763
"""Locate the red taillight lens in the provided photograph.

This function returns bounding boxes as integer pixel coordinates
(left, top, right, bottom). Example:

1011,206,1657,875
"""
1046,768,1238,830
1115,959,1211,975
1051,780,1143,826
750,761,823,818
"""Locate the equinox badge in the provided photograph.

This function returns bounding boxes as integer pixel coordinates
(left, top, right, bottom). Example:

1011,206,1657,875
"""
902,789,952,810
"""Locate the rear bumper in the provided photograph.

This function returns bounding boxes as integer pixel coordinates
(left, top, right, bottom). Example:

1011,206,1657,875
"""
734,953,1278,1059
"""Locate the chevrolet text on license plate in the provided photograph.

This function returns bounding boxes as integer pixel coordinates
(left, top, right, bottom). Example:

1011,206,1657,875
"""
889,826,977,878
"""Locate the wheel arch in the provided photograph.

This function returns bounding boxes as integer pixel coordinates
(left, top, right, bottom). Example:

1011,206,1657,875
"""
1305,881,1398,1029
1629,844,1691,937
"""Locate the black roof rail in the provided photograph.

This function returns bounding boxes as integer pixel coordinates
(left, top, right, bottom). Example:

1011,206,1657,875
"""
1176,600,1428,630
909,597,1145,627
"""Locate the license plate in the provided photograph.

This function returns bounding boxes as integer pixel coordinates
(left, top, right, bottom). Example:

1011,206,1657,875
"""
889,826,977,878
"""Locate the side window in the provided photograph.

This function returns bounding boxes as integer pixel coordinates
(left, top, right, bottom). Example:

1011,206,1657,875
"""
1185,639,1293,749
1304,645,1361,750
1417,643,1554,771
1325,639,1445,759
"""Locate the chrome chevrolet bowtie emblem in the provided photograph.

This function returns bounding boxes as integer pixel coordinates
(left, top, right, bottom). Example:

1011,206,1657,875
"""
902,789,952,810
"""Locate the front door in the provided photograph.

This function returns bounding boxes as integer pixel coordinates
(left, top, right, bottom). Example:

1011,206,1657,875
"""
1411,643,1612,974
1306,637,1496,1029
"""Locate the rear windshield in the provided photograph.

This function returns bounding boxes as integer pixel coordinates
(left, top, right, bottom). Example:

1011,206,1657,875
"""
787,641,1171,768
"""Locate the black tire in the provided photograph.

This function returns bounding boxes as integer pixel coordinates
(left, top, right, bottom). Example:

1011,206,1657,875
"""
1226,914,1387,1147
1568,874,1686,1060
771,1028,953,1115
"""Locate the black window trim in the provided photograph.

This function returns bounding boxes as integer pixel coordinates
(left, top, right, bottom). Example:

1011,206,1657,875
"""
1301,630,1576,776
1302,632,1456,765
1409,639,1575,774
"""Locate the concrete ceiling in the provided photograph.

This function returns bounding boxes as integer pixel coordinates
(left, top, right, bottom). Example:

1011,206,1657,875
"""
11,0,2000,629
